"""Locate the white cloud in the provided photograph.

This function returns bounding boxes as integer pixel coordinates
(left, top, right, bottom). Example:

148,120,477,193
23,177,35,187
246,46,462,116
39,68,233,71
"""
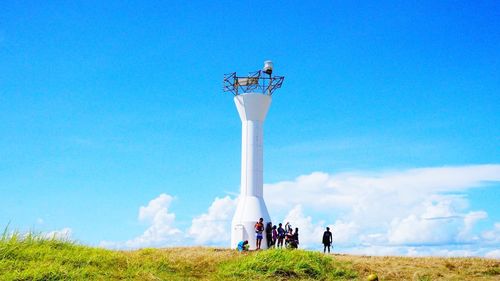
101,193,182,249
44,228,72,240
485,249,500,259
138,194,174,221
106,165,500,257
265,165,500,217
387,195,465,245
404,247,477,257
282,205,325,248
332,220,360,245
430,249,477,257
188,196,237,245
482,222,500,244
458,211,488,241
279,204,360,249
342,245,496,258
189,164,500,255
260,165,500,252
344,245,403,256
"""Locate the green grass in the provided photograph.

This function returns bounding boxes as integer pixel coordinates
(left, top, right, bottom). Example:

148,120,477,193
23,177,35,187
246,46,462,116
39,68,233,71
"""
1,230,123,280
217,249,356,280
0,231,356,280
1,230,499,280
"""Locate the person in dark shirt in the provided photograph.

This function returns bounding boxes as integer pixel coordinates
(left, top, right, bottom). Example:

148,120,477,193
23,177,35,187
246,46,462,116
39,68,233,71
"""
265,222,273,248
322,227,333,253
272,225,278,247
291,227,299,249
277,223,285,248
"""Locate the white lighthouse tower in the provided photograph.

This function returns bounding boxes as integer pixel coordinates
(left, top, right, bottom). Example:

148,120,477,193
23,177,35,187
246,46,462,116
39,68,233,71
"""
223,61,285,250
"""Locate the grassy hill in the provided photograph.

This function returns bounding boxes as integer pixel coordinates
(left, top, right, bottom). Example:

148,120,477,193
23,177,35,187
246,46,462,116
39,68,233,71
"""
1,233,499,280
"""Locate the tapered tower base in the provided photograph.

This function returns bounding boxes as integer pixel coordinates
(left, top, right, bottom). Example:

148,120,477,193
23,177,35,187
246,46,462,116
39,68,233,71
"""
230,93,272,250
231,196,271,249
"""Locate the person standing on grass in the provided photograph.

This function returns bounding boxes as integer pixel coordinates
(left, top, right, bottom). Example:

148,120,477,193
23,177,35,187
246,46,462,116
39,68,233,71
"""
292,227,299,249
272,225,278,247
322,227,333,253
265,222,273,248
277,223,285,248
254,218,264,250
285,228,293,248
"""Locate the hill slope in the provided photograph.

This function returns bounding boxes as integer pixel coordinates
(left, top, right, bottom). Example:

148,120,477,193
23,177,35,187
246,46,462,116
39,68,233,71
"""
0,234,498,280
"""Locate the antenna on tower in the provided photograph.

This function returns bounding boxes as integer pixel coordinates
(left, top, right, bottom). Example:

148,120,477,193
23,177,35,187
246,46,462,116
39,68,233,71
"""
223,60,285,96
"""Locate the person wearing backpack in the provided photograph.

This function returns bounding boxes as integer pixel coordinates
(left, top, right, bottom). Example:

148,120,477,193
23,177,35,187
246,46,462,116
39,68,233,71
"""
322,227,333,253
277,223,285,248
254,218,264,250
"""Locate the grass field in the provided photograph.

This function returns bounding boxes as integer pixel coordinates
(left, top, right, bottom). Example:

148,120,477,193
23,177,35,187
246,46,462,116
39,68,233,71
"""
1,232,499,280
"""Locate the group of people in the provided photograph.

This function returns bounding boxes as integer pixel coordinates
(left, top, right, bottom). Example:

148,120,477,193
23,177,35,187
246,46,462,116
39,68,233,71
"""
238,218,334,252
238,218,300,251
257,218,301,250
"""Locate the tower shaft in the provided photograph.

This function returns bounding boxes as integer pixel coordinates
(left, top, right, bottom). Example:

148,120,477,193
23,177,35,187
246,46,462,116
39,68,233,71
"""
240,120,264,197
231,93,272,249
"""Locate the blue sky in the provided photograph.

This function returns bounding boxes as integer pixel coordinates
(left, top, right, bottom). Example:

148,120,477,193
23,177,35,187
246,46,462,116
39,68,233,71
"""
1,1,499,257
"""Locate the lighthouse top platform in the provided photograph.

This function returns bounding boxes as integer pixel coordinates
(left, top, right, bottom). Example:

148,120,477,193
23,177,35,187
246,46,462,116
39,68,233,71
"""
223,70,284,96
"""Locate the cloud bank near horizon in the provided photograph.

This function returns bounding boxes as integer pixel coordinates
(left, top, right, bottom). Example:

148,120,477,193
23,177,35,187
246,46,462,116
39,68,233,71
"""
98,164,500,258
